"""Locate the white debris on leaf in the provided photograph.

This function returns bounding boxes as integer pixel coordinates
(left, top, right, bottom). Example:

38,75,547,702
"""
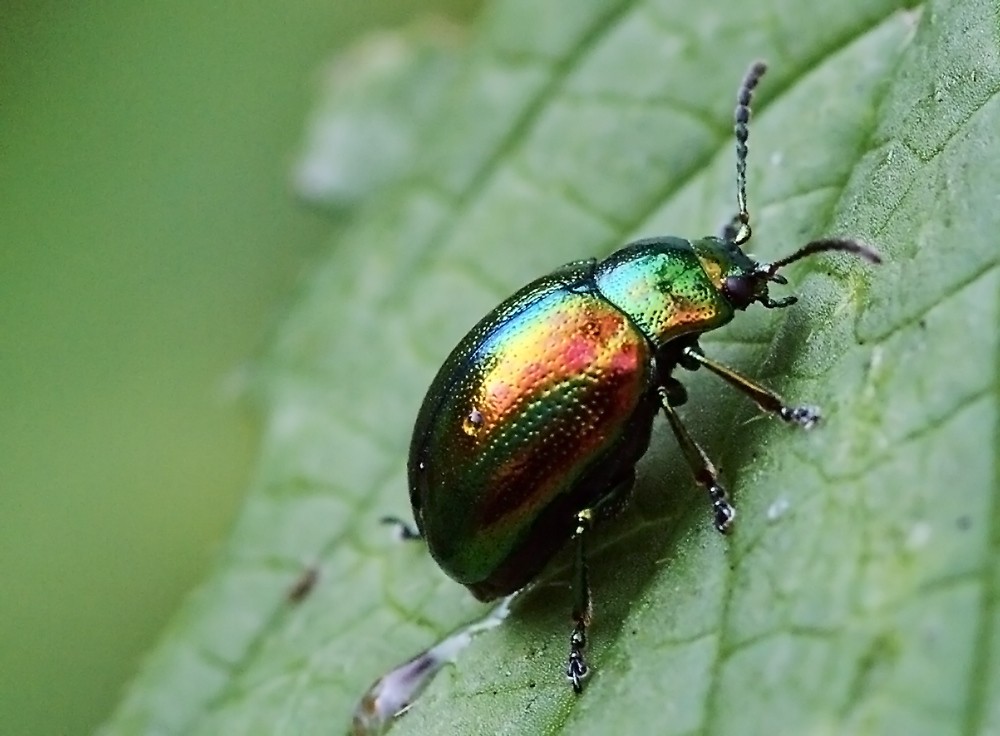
766,496,790,522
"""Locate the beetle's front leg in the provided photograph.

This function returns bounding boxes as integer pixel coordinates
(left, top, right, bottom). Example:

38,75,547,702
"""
565,473,636,691
658,380,736,533
679,345,820,428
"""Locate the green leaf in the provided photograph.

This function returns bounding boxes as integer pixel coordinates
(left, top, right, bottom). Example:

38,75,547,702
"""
100,0,1000,734
292,18,466,211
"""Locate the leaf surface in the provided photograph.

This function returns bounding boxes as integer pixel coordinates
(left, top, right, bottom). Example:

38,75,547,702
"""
101,0,1000,734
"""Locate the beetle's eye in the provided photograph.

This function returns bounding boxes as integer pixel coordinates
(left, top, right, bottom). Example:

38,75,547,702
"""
723,275,756,308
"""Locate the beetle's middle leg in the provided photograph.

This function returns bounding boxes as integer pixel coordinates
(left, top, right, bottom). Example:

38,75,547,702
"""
567,506,593,693
657,380,736,533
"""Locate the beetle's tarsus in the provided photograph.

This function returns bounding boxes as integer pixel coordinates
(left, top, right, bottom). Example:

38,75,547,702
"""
567,626,589,693
781,405,821,429
762,295,798,309
708,482,736,534
379,515,422,541
711,491,737,534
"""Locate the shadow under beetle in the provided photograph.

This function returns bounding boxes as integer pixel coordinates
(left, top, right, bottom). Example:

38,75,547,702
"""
396,61,881,692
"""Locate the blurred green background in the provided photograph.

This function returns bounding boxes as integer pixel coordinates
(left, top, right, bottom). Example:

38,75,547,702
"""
0,1,479,734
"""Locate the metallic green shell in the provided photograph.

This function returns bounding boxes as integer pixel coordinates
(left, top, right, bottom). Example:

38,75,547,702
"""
594,236,737,348
408,260,655,599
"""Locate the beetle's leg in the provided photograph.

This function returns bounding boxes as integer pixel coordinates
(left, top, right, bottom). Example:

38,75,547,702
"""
567,507,594,693
564,473,635,691
679,346,820,428
379,515,422,541
657,381,736,533
593,468,637,524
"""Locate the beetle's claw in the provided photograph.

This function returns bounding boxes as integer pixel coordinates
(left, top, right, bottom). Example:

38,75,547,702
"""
567,654,589,693
713,500,736,534
781,405,821,429
707,484,736,534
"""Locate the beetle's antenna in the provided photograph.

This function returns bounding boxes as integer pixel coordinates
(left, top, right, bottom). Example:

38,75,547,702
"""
765,238,883,277
729,61,768,247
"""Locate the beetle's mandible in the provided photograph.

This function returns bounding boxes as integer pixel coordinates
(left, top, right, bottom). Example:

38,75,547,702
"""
395,61,881,693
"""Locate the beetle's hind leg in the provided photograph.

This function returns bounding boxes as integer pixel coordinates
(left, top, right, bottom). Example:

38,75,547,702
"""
566,473,635,692
567,506,594,693
658,380,736,533
379,515,422,541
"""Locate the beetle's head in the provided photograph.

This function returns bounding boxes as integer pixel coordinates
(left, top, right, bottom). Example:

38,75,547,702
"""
692,236,882,311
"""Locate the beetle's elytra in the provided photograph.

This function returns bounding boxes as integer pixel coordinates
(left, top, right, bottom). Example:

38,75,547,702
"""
398,61,881,692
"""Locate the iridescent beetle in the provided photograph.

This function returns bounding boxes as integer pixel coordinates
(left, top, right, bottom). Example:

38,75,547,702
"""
392,62,880,691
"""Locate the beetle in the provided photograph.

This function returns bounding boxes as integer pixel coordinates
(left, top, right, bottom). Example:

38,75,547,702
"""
398,61,880,692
